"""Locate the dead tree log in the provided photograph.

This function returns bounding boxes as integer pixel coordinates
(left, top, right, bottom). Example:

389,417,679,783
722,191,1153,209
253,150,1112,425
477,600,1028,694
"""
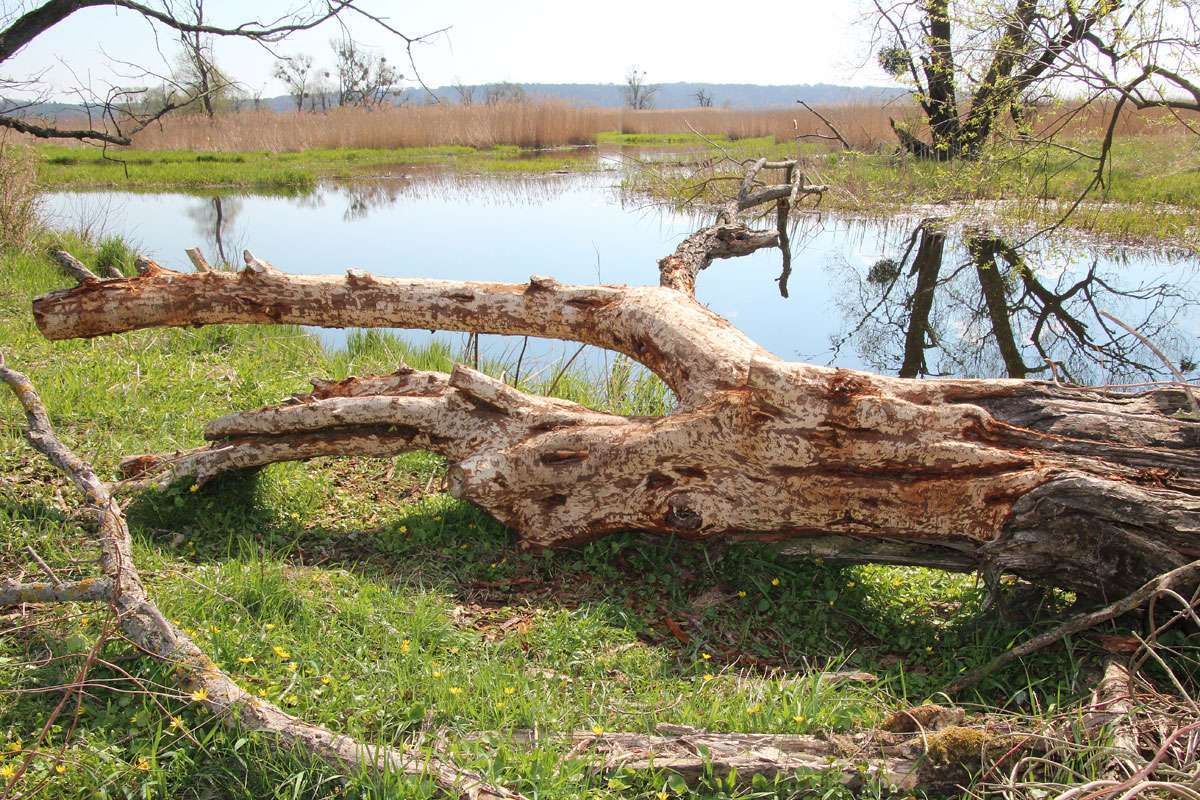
26,192,1200,602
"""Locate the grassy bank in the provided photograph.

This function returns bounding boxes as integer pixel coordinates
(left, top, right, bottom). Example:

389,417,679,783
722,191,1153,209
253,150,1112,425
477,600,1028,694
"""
628,133,1200,249
34,144,598,191
0,238,1162,798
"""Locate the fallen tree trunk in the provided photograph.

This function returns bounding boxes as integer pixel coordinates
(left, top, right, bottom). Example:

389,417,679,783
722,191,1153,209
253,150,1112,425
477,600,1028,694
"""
27,184,1200,602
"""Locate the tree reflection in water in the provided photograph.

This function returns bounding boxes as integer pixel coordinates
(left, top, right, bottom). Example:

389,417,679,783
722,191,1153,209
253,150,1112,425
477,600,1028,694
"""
831,218,1197,385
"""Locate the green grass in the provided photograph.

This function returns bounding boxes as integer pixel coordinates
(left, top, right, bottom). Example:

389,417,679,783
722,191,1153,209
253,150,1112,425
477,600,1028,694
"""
625,134,1200,249
0,237,1164,798
35,144,597,191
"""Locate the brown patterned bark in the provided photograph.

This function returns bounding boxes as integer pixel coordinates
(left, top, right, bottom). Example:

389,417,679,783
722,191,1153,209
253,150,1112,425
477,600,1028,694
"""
29,218,1200,602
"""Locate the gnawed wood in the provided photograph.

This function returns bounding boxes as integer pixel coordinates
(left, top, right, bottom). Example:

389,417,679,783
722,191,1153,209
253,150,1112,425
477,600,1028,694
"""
24,157,1200,603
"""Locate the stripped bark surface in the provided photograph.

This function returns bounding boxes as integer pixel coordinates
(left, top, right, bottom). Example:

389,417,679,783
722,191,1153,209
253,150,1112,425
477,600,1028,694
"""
25,189,1200,602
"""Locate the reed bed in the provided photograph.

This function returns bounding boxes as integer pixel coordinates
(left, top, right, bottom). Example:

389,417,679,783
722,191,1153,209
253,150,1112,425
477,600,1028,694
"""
24,98,1197,155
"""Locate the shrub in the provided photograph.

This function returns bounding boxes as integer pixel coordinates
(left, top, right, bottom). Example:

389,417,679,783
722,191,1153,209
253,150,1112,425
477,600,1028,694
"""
0,142,41,252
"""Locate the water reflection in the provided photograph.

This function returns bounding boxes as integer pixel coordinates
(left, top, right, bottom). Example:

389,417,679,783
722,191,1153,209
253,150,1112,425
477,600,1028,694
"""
43,175,1200,385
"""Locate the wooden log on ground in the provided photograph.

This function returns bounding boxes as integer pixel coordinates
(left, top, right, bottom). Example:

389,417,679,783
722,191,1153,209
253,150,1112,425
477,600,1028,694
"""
26,193,1200,602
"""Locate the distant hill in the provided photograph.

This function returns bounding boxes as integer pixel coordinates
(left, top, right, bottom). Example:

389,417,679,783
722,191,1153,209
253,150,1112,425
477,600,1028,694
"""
6,82,905,118
391,82,906,109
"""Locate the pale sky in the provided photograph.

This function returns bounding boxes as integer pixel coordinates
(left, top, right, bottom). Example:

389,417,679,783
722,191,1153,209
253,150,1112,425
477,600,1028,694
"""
4,0,896,101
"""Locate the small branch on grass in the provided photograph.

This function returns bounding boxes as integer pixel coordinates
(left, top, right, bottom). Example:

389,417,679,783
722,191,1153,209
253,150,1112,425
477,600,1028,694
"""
0,359,528,800
946,559,1200,695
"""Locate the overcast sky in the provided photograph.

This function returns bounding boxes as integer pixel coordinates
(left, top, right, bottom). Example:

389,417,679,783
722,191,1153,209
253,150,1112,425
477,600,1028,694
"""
5,0,896,100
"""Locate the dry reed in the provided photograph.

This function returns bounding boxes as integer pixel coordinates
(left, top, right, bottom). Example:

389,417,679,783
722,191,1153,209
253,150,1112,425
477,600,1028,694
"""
0,140,42,251
23,98,1198,154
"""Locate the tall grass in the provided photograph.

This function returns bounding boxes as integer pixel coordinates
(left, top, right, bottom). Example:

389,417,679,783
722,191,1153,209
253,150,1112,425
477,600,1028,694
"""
0,141,41,251
25,98,1188,155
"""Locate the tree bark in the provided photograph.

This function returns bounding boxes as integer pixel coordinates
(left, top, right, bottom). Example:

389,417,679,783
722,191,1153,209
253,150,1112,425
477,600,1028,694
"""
28,215,1200,602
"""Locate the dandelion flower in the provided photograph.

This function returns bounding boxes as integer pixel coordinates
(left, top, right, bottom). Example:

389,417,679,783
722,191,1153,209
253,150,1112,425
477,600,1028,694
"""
169,716,183,730
432,670,443,679
264,623,276,630
591,725,604,735
189,484,199,493
272,645,290,660
702,673,714,682
771,578,781,587
135,757,150,771
793,715,806,724
209,625,220,634
737,590,747,598
495,701,506,710
400,639,411,653
237,656,255,664
448,686,463,695
0,765,15,780
503,686,515,695
190,687,209,702
80,616,89,625
701,652,711,660
321,675,332,685
657,793,669,800
54,764,66,774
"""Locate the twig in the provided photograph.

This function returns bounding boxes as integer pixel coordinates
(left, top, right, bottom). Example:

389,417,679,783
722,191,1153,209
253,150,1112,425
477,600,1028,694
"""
25,544,64,586
797,100,852,150
1099,310,1199,415
946,559,1200,694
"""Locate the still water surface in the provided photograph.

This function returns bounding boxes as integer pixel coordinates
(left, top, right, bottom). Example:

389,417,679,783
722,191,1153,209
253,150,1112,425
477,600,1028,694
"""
44,173,1200,384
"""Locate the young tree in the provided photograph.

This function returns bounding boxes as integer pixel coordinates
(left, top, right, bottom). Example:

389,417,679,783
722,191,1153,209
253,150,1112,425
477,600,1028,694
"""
331,36,403,108
452,78,475,105
273,54,315,112
623,66,658,110
694,88,713,107
0,1,442,144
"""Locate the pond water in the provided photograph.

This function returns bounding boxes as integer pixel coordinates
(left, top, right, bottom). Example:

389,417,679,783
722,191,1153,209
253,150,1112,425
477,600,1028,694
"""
44,172,1200,386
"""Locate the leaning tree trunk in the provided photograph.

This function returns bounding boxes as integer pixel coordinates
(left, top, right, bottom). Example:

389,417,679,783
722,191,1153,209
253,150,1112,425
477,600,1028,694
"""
28,170,1200,602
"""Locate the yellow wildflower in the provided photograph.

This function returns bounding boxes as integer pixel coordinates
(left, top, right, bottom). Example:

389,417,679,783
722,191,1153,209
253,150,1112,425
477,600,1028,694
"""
591,725,604,735
321,675,332,685
793,715,806,724
170,716,183,730
701,652,711,660
0,765,15,780
209,625,220,634
272,645,290,660
400,639,411,653
285,694,298,706
54,764,66,774
432,670,443,679
5,741,20,753
495,701,506,709
189,484,199,493
237,656,255,664
702,673,714,682
265,623,276,630
80,616,89,625
771,578,781,587
449,686,463,696
657,793,669,800
190,687,209,702
737,590,747,598
135,757,150,771
286,662,298,672
503,686,515,695
747,703,762,714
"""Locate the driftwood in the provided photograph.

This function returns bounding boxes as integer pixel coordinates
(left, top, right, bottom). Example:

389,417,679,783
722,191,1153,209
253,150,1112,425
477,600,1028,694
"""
23,175,1200,602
